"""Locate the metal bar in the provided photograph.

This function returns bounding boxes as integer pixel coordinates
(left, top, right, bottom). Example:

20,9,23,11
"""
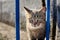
16,0,20,40
46,0,50,40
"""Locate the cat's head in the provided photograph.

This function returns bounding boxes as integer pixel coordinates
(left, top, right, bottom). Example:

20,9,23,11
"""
24,7,46,27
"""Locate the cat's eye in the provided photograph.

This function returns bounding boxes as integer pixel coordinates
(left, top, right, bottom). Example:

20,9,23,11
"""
36,15,39,18
37,15,38,17
37,15,41,18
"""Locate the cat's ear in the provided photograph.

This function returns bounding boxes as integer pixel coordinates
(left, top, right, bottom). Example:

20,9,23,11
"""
40,7,46,13
24,7,32,14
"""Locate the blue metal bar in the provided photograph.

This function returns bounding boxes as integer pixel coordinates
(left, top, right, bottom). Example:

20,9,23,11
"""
16,0,20,40
46,0,50,40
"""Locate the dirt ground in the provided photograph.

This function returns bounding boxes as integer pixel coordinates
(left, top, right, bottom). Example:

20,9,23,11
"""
0,22,52,40
0,22,60,40
0,22,16,40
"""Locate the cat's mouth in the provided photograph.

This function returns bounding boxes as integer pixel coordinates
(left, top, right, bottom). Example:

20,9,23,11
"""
33,22,41,27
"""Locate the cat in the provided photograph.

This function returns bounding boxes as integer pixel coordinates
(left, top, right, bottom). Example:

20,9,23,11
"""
24,6,46,40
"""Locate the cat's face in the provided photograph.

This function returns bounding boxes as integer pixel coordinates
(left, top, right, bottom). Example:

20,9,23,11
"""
24,7,46,27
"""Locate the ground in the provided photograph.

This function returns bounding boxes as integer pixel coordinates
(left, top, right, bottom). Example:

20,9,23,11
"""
0,22,16,40
0,22,60,40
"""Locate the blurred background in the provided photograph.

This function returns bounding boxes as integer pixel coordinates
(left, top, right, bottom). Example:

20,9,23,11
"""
0,0,16,40
0,0,15,26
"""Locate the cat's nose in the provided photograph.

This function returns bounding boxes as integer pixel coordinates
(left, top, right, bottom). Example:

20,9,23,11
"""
34,21,37,25
33,22,37,25
33,19,38,25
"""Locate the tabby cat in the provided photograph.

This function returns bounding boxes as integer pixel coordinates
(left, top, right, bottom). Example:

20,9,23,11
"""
24,6,46,40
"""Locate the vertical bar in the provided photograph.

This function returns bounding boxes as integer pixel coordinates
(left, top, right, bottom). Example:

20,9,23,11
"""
46,0,50,40
16,0,20,40
52,0,57,40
